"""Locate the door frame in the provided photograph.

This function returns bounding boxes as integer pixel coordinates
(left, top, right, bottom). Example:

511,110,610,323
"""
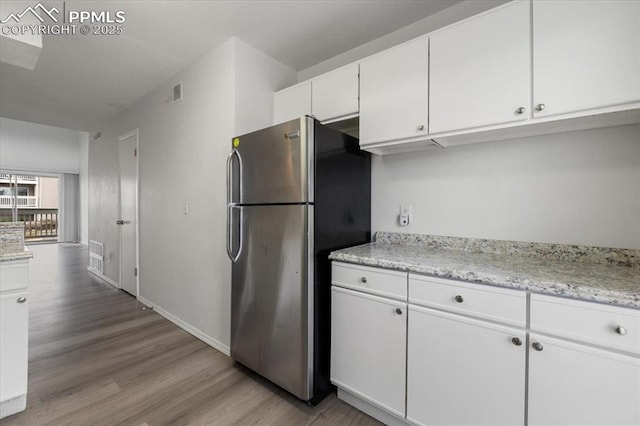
118,129,140,297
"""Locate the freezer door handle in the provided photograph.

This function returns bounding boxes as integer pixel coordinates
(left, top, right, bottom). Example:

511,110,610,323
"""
226,148,242,204
226,205,243,262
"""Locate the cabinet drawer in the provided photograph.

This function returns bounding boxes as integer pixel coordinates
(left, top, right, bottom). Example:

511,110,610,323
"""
530,294,640,356
0,259,29,292
332,262,407,301
409,274,526,327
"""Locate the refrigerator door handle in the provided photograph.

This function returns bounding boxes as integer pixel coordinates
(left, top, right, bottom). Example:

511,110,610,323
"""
226,205,243,262
226,149,243,204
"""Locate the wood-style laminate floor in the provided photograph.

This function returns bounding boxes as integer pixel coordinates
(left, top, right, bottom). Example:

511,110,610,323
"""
1,243,380,426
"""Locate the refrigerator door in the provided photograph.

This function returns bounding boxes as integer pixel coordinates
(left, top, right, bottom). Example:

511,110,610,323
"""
230,204,313,400
229,117,314,205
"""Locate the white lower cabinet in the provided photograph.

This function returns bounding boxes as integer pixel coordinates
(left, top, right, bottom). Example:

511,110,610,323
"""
332,262,639,426
528,333,640,426
0,290,29,419
331,286,407,418
406,306,526,426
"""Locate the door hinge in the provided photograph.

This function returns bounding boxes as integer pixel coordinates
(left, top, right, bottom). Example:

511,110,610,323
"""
134,267,138,276
134,148,137,157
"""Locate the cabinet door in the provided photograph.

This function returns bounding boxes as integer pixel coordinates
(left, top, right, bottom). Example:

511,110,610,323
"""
429,0,530,134
273,81,312,125
359,37,429,146
407,306,526,426
312,64,359,123
528,333,640,426
533,1,640,118
331,286,406,417
0,291,29,402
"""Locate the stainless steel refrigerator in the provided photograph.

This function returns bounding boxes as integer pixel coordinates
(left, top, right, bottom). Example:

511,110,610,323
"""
226,116,370,404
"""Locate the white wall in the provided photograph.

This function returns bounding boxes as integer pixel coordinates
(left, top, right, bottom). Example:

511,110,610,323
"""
0,117,83,173
234,38,297,135
88,37,295,354
297,0,507,81
372,125,640,249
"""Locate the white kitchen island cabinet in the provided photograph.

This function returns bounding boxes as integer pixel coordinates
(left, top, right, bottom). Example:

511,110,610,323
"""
359,37,437,153
0,258,30,420
429,0,530,134
532,0,640,120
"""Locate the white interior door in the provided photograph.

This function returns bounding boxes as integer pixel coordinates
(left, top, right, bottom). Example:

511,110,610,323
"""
118,131,138,297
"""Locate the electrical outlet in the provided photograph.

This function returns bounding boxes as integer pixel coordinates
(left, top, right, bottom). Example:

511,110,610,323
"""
399,205,412,226
183,201,189,215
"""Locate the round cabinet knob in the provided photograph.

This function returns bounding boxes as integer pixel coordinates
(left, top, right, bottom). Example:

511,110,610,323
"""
454,295,464,303
515,107,526,115
17,297,27,304
511,337,523,346
535,103,546,112
532,342,544,352
615,325,627,336
360,276,367,283
395,308,403,315
417,124,425,131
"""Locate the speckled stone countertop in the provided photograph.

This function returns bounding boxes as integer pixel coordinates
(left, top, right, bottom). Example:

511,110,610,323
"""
0,222,33,261
329,233,640,310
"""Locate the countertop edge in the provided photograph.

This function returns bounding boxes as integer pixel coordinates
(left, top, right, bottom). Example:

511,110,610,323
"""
329,252,640,311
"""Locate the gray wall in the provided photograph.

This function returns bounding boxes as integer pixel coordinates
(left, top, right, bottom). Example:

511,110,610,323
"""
371,125,640,249
88,38,295,353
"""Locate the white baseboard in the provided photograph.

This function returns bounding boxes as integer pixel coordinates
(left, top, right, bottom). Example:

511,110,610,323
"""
137,295,230,356
337,388,407,426
87,267,119,289
0,394,26,419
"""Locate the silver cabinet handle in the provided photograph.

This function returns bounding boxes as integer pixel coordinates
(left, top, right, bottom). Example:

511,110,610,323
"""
535,103,545,112
360,277,367,283
395,308,403,315
615,326,627,336
454,295,464,303
515,107,526,115
17,297,27,303
511,337,522,346
532,342,544,351
116,220,124,225
417,124,425,131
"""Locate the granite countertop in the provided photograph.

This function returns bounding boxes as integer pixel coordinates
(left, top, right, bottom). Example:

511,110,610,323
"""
329,233,640,310
0,247,33,262
0,222,33,262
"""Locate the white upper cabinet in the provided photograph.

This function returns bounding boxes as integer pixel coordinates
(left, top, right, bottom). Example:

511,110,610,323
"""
533,0,640,118
429,0,531,134
359,37,431,148
312,64,359,123
273,81,312,125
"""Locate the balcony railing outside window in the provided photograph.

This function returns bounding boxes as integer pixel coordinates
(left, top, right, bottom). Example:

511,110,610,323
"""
0,209,58,240
0,195,38,207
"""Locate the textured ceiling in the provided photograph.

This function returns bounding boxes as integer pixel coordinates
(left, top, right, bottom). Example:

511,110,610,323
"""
0,0,462,130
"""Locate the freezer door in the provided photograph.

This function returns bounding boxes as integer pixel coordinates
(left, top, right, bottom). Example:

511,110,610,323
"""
230,204,313,400
229,117,314,204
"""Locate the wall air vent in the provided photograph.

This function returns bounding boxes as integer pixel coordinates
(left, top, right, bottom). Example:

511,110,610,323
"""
172,82,183,102
93,131,102,140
